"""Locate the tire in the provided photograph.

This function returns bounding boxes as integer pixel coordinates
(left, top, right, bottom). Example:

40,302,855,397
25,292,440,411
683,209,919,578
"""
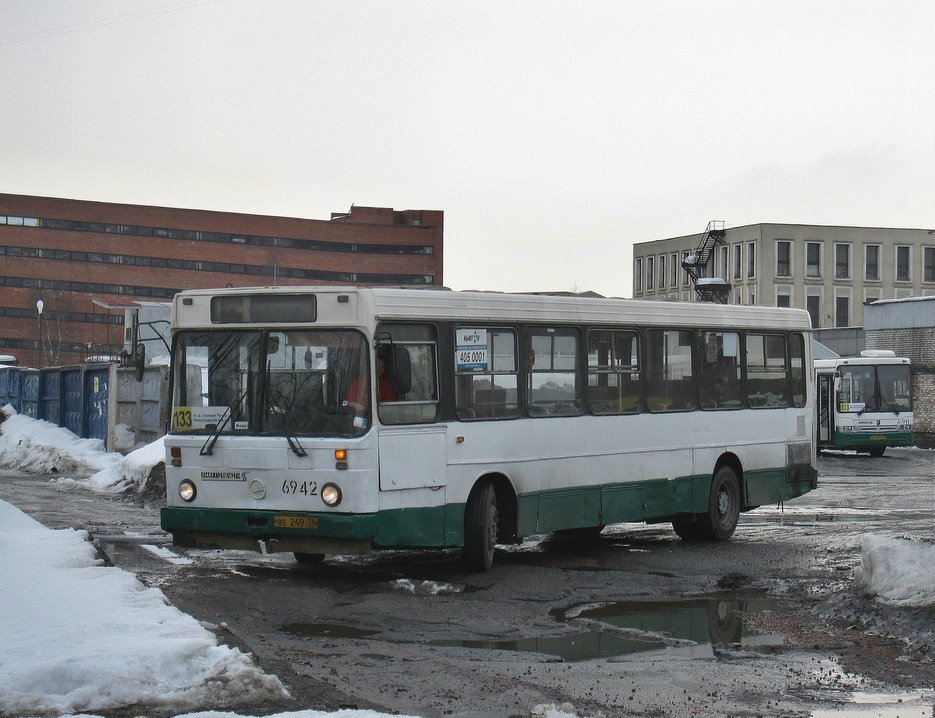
868,447,886,458
672,517,704,541
463,482,499,572
294,552,325,565
698,465,741,541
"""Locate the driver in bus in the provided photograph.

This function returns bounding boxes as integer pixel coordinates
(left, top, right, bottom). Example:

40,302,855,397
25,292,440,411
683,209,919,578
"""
345,355,398,413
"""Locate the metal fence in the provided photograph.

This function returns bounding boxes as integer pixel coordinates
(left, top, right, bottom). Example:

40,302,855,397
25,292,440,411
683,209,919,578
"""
0,364,167,453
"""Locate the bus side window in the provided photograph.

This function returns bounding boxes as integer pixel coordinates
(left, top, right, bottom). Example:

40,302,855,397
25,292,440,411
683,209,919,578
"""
699,331,741,409
526,328,581,417
587,329,640,414
376,323,439,424
745,333,790,408
455,327,519,420
645,329,694,412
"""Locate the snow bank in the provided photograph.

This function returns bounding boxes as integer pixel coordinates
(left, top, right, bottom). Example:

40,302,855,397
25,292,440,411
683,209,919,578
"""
0,499,289,716
0,406,164,493
857,534,935,607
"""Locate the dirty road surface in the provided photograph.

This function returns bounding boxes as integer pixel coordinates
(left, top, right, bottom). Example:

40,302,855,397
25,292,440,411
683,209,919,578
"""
2,447,933,717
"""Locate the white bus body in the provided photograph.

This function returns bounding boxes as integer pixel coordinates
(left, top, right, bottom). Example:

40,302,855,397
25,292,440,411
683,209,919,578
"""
161,287,817,570
815,351,913,457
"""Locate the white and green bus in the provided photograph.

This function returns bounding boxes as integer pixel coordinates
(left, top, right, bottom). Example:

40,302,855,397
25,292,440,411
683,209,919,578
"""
815,351,913,457
161,286,817,570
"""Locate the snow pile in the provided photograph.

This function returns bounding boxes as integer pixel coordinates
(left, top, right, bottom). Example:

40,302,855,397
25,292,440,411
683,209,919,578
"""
0,405,164,493
0,500,289,716
0,405,115,476
857,534,935,607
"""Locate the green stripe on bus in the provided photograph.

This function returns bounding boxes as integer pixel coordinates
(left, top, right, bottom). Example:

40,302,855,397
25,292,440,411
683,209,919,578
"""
162,466,815,549
832,431,913,448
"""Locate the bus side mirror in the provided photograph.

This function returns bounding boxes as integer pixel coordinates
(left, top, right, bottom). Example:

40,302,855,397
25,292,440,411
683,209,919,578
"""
833,373,841,393
389,347,412,395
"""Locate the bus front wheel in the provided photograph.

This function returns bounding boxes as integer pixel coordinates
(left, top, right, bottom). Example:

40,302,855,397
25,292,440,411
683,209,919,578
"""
464,482,499,572
702,465,741,541
868,447,886,457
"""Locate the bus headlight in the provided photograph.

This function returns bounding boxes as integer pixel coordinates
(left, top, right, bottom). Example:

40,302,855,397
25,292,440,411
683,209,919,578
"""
321,483,342,507
179,480,197,502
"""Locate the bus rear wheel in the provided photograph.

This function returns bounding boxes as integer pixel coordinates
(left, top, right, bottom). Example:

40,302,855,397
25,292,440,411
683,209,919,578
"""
672,517,704,541
701,465,741,540
464,482,499,572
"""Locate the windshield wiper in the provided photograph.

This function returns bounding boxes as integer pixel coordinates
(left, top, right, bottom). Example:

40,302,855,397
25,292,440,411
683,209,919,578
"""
200,387,248,456
285,435,307,457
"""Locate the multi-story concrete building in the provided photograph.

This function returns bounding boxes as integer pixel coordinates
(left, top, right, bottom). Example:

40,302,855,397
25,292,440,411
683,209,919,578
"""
0,193,443,367
632,223,935,328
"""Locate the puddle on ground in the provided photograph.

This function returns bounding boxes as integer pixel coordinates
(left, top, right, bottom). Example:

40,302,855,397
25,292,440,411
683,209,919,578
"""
282,622,380,639
432,597,786,662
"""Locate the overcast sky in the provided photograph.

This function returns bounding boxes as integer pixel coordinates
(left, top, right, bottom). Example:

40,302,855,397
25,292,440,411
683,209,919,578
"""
1,1,933,297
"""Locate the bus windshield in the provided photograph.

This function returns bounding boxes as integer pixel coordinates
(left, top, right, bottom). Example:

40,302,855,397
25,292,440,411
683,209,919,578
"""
170,329,369,437
838,363,911,414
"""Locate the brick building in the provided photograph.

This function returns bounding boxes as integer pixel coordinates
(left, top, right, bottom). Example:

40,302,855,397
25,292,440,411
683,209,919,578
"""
864,296,935,446
0,194,443,367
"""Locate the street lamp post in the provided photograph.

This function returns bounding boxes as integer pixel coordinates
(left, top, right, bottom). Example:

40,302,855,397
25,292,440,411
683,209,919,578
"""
36,299,44,369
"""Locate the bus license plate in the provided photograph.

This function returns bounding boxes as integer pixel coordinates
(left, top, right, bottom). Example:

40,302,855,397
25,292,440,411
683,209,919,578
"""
274,515,318,530
869,435,886,441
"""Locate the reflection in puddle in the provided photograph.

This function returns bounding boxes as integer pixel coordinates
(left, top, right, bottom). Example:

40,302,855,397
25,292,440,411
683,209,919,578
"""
432,597,785,662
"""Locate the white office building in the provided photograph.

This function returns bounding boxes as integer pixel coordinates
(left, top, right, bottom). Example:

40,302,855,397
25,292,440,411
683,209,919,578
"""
632,223,935,328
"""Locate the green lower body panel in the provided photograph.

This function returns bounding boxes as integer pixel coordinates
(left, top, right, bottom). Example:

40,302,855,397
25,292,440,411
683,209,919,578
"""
831,431,913,449
161,504,451,550
162,463,817,552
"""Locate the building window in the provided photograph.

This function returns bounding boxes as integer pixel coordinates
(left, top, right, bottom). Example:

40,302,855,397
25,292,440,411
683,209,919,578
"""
923,246,935,283
670,253,679,288
681,251,691,287
806,242,822,278
658,255,667,289
634,258,642,293
835,295,850,328
776,294,791,308
733,244,742,280
646,256,655,291
864,244,881,281
896,245,911,282
719,245,729,280
834,243,851,280
747,242,756,279
806,294,821,328
776,241,792,277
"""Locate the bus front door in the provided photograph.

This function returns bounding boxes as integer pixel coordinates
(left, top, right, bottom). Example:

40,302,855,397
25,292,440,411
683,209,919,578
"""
817,374,834,444
376,425,448,545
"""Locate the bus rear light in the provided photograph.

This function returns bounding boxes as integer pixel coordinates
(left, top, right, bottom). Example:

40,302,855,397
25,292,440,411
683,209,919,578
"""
170,446,182,467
